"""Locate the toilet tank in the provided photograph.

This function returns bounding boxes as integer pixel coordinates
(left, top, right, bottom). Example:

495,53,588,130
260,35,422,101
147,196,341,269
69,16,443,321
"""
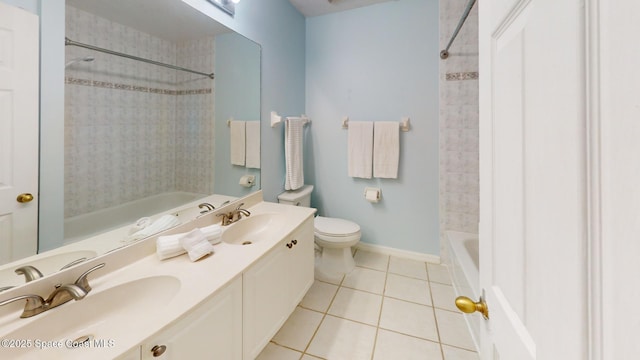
278,185,314,207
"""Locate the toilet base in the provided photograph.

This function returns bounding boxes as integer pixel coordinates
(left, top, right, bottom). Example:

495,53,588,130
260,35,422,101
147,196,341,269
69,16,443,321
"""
317,246,356,275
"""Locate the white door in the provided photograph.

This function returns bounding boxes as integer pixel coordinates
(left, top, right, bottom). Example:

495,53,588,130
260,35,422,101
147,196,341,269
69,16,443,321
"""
0,3,39,265
476,0,587,358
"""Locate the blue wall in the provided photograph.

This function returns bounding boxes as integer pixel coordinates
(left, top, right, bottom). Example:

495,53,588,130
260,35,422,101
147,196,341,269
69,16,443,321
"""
305,0,440,255
214,32,261,197
183,0,306,204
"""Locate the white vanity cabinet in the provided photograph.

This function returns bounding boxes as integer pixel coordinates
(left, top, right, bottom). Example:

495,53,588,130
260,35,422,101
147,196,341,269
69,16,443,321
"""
140,276,243,360
242,217,314,360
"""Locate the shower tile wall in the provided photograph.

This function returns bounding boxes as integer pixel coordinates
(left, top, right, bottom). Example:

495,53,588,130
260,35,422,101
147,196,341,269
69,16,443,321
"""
439,0,479,252
175,39,215,195
65,6,214,218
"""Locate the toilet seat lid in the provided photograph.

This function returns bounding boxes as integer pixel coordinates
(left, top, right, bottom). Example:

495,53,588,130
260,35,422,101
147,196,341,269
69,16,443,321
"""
314,216,360,237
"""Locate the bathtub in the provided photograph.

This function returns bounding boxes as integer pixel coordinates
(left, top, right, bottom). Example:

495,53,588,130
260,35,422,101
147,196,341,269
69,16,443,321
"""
64,192,235,244
446,231,480,351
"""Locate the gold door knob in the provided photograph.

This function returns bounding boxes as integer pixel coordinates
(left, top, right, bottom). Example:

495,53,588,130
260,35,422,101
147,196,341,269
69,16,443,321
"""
455,295,489,319
16,193,34,203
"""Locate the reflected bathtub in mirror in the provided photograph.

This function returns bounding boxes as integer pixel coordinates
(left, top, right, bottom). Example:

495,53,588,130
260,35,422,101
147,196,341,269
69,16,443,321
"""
0,0,261,292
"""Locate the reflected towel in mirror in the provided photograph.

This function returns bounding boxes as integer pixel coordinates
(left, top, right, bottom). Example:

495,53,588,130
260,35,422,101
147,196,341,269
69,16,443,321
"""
125,214,181,243
230,120,246,166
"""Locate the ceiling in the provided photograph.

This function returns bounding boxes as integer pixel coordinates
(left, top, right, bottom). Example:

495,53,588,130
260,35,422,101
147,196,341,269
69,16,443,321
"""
288,0,396,17
66,0,232,43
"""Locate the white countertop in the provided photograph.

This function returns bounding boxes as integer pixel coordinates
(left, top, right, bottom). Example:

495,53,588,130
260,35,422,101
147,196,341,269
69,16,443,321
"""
0,199,315,359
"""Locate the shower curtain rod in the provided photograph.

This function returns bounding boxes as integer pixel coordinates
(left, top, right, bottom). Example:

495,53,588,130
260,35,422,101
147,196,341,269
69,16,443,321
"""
440,0,477,59
65,37,215,79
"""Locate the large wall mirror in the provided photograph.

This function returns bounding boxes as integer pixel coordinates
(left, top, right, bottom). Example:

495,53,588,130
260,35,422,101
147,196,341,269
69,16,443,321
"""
0,0,261,290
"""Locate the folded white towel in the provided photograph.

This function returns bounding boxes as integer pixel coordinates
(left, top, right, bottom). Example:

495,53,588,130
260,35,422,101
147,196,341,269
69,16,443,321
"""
180,229,215,262
373,121,400,179
125,214,180,243
156,224,223,260
285,117,306,190
230,120,246,166
245,121,261,169
128,217,151,235
156,233,186,260
348,121,374,179
201,223,222,245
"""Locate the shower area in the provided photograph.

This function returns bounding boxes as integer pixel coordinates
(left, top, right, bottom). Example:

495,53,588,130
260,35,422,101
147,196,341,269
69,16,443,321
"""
63,3,216,242
439,0,480,349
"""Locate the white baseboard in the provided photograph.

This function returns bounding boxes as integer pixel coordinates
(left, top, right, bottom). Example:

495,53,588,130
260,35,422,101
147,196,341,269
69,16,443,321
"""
355,242,441,264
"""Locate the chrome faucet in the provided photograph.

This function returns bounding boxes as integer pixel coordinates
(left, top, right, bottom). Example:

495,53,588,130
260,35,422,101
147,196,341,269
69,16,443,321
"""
0,263,105,318
217,203,251,226
15,265,44,283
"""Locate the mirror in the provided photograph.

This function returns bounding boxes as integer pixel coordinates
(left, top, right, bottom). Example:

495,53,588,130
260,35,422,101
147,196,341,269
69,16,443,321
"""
0,0,261,290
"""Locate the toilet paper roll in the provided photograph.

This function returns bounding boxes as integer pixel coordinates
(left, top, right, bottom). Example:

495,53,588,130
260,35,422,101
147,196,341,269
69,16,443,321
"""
239,175,255,187
365,188,380,203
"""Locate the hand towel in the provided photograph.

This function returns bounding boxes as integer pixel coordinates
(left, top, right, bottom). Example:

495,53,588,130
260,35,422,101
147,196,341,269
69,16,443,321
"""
285,117,306,190
348,121,374,179
245,121,261,169
155,224,223,260
230,120,246,166
373,121,400,179
156,233,186,260
128,217,151,235
201,223,222,245
125,214,181,243
180,229,215,262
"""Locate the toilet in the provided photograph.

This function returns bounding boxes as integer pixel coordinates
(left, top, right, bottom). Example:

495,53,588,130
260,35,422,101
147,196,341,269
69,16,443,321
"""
278,185,360,274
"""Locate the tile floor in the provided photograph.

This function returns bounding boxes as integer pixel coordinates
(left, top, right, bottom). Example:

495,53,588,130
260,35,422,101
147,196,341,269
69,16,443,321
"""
256,249,480,360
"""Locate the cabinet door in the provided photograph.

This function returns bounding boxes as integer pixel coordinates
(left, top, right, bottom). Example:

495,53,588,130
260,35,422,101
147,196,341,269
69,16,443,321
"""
242,243,289,360
286,217,314,310
142,277,242,360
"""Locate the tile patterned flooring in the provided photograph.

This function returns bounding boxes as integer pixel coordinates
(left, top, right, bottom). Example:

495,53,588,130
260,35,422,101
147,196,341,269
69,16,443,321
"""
256,250,480,360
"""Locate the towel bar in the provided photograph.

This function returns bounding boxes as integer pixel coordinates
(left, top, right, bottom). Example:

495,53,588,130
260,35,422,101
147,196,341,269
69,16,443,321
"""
270,111,311,128
341,117,411,132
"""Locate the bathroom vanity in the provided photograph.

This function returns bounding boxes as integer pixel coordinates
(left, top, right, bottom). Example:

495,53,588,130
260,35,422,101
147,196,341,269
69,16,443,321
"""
0,192,316,359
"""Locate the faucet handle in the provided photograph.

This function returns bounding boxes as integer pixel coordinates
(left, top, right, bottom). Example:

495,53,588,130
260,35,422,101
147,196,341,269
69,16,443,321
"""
0,294,46,318
74,263,105,292
198,203,215,214
217,212,232,226
15,265,44,282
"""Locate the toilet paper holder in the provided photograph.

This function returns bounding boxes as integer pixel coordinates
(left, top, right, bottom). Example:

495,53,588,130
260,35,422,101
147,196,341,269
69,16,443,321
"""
364,187,381,203
239,175,256,187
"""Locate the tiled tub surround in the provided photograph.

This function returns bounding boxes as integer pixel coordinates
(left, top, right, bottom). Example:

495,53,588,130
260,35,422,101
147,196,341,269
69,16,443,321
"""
439,0,480,256
65,5,215,218
258,250,479,360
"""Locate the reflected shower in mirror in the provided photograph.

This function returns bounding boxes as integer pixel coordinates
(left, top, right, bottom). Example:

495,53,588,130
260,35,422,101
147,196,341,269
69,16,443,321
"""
63,0,261,244
0,0,261,289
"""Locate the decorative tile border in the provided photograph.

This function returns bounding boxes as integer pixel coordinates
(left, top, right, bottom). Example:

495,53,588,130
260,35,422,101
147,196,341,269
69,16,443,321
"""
445,72,479,81
65,77,211,95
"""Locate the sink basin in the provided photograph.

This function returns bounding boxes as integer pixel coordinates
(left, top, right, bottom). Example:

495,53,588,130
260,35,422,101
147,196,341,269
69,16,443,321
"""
1,275,180,359
0,250,98,288
221,213,287,246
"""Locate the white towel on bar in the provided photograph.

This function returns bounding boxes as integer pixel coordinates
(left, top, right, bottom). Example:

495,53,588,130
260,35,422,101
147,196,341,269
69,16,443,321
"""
230,120,246,166
245,121,261,169
348,121,374,179
373,121,400,179
284,117,306,190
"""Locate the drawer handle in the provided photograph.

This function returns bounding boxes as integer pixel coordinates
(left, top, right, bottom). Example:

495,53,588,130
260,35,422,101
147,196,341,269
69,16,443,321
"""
292,239,298,245
151,345,167,357
286,242,293,249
